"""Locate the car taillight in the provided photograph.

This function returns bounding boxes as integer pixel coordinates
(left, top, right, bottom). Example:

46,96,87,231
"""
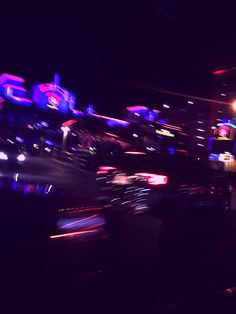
97,166,117,175
135,173,168,186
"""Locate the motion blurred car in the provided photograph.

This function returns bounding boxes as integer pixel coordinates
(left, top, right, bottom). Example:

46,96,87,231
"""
0,142,26,168
96,151,231,216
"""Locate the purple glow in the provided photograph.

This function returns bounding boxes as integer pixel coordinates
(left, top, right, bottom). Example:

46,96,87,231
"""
72,109,84,117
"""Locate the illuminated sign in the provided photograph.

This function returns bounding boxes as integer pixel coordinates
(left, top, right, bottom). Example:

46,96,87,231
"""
214,125,232,140
0,73,32,106
219,153,234,162
156,129,175,137
32,78,76,115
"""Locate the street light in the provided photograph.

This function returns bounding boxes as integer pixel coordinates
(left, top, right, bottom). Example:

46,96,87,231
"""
61,126,70,153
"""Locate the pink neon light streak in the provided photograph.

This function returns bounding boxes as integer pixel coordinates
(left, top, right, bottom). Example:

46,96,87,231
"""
212,69,228,75
98,166,117,171
0,73,25,83
126,106,148,111
50,229,98,239
3,84,27,91
11,96,32,103
92,113,129,125
45,92,62,101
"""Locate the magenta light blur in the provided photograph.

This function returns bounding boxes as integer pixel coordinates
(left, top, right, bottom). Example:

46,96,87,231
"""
126,106,148,112
0,73,24,85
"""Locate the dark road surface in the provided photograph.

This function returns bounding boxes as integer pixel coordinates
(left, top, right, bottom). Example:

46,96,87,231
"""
1,157,236,313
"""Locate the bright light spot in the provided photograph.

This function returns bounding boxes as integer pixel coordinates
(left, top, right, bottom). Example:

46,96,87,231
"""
197,121,204,124
197,143,204,147
17,154,25,162
134,113,140,116
221,93,226,97
0,152,8,160
232,100,236,111
46,185,53,194
15,136,24,143
196,136,205,139
196,129,205,132
7,139,14,144
125,151,146,155
156,129,175,137
163,104,170,108
133,133,139,138
135,173,168,185
41,121,49,127
217,110,223,113
44,147,52,152
14,173,19,182
187,100,194,104
61,126,70,133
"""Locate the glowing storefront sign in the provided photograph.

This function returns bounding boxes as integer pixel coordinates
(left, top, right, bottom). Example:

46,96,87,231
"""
214,125,232,140
0,73,32,106
32,75,76,114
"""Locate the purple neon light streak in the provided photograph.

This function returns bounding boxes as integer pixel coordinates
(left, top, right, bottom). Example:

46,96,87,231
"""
92,113,129,125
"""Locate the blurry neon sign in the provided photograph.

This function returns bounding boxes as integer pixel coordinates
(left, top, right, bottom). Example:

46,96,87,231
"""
0,73,32,106
214,125,232,140
32,77,76,114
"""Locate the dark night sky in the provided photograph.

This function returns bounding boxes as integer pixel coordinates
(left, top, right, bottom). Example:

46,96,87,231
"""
1,1,236,114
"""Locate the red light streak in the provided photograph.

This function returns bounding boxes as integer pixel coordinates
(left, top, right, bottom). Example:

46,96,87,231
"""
62,119,77,127
60,206,102,213
177,149,188,153
212,69,228,75
50,229,98,239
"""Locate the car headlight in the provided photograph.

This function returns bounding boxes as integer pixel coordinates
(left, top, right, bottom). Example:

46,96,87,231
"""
0,152,8,160
17,154,26,162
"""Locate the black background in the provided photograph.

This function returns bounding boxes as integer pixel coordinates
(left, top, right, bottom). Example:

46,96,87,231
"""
1,1,236,113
